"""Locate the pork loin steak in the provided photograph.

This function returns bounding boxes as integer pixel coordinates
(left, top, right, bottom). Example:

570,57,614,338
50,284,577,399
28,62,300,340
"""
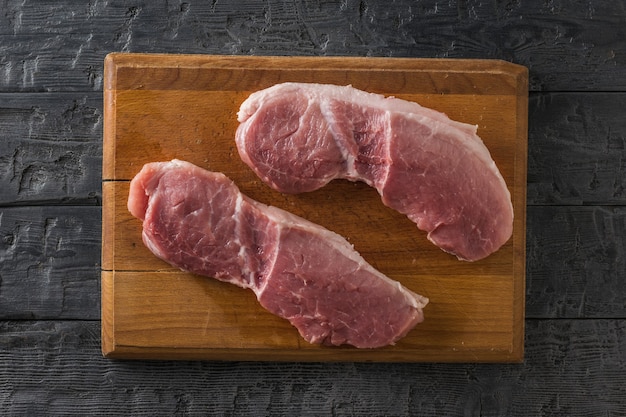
128,160,428,348
236,83,514,261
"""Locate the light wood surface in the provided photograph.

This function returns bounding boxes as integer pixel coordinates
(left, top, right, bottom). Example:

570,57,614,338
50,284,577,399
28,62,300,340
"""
102,53,528,362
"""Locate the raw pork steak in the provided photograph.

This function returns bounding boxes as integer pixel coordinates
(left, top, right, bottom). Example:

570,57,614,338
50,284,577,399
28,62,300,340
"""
236,83,514,261
128,160,428,348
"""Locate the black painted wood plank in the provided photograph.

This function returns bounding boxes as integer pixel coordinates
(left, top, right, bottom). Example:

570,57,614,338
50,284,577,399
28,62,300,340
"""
0,93,102,206
526,206,626,319
0,207,100,320
0,319,624,416
528,92,626,206
0,0,624,92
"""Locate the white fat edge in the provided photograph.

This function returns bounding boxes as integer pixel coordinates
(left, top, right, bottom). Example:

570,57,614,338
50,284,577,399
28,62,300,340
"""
279,82,472,133
318,98,359,180
244,198,281,298
243,82,477,138
301,84,362,184
375,109,394,192
232,191,257,291
236,90,262,123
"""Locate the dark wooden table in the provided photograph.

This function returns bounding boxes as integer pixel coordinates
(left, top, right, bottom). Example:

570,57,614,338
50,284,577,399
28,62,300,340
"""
1,1,624,415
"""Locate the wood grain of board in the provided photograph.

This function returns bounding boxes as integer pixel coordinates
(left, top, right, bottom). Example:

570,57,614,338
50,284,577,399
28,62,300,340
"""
101,53,528,362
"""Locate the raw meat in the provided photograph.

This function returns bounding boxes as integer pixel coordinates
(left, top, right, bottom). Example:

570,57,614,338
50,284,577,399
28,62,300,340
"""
128,159,428,348
236,82,514,261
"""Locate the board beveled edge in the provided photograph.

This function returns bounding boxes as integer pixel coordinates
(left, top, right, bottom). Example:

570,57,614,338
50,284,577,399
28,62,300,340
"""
102,345,524,363
512,64,529,363
103,52,527,97
103,54,118,181
101,270,115,357
503,62,528,364
104,52,527,76
101,53,118,357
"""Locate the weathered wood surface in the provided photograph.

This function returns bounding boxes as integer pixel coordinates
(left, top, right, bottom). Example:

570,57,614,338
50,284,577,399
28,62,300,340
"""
0,207,100,320
0,0,625,415
526,206,626,319
0,93,102,206
1,320,624,416
0,0,624,92
528,92,626,205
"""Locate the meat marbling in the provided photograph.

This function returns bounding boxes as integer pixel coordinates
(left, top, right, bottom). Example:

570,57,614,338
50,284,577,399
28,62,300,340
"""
236,83,514,261
128,159,428,348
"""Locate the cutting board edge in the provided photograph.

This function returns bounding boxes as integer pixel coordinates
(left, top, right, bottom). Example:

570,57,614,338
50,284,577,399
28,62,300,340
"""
101,270,115,357
102,339,525,363
512,67,528,366
102,52,528,101
104,52,528,76
101,53,528,363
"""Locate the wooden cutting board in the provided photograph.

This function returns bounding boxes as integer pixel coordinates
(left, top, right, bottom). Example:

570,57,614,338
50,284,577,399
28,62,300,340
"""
102,53,528,362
